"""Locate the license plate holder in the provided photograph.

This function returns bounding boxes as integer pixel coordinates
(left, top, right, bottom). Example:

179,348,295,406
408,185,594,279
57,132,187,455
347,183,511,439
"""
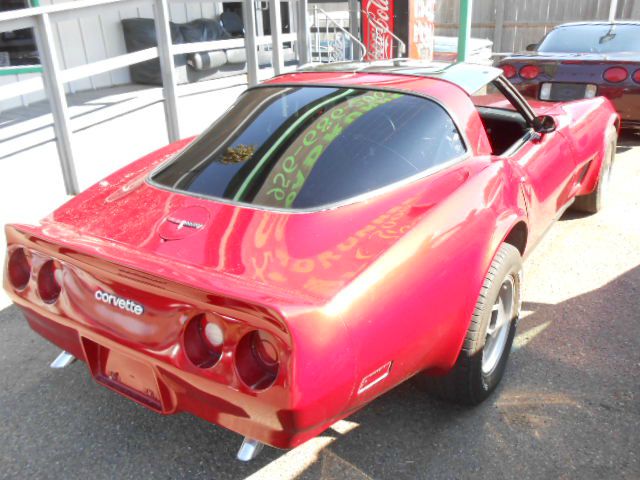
82,338,164,412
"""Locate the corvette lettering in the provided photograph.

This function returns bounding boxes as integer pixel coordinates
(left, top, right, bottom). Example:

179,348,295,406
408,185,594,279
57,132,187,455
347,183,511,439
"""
94,290,144,315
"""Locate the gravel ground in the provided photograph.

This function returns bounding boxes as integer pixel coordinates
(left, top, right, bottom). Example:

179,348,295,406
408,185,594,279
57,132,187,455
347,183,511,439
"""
1,133,639,480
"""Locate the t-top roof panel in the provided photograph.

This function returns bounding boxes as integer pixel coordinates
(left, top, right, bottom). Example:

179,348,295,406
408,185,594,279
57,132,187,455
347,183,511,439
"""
297,61,504,95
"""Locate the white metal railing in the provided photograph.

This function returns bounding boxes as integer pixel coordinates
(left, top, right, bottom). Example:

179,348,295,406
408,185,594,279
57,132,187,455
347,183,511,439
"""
310,6,365,63
0,0,308,195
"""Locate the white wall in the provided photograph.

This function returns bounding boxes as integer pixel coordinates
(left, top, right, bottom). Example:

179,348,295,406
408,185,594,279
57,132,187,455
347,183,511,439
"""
0,0,224,111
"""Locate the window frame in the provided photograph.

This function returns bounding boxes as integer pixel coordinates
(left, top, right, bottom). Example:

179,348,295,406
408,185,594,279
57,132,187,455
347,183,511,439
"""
147,83,472,213
473,76,540,158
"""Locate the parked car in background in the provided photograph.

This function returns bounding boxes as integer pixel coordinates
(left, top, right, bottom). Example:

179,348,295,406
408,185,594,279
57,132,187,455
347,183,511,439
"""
497,21,640,131
3,62,619,461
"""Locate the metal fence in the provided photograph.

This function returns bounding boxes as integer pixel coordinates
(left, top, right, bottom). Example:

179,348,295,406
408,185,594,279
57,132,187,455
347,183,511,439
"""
309,4,366,62
435,0,640,52
0,0,310,195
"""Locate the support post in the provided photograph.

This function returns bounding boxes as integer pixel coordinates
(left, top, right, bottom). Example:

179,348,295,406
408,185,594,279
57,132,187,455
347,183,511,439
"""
348,0,360,59
154,0,180,143
296,0,310,64
242,0,260,85
493,0,505,53
34,13,80,195
457,0,473,62
268,0,284,75
609,0,618,21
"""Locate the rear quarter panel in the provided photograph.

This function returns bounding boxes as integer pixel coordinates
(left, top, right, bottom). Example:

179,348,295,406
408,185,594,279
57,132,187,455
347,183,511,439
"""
326,156,528,411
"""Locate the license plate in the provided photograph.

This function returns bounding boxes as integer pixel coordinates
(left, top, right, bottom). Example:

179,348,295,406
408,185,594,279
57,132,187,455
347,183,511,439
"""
544,83,588,101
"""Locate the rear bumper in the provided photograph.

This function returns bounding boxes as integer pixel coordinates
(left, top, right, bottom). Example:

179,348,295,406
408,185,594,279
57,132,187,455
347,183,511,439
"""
17,303,331,449
620,121,640,131
511,81,640,125
4,224,359,450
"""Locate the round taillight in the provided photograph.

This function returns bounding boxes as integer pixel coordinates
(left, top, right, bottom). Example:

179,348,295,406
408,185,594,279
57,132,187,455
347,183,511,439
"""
183,314,223,368
8,248,31,290
520,65,540,80
632,69,640,84
235,330,279,391
501,64,517,79
37,260,61,303
603,67,628,83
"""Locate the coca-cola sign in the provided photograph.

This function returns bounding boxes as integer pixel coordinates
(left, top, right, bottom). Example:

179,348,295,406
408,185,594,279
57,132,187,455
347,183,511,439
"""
362,0,395,61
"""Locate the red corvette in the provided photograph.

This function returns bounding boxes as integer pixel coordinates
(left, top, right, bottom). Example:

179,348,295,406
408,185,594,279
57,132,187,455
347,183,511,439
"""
3,62,619,460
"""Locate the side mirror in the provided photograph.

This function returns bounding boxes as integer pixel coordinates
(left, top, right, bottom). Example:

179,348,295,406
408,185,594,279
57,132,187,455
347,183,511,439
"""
532,115,556,134
526,43,538,52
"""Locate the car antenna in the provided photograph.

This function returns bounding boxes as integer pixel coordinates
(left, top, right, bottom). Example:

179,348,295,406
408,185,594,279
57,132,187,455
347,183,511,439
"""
599,24,617,44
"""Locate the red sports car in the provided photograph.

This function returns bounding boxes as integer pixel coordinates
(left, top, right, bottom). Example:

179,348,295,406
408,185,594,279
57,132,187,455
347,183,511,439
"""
498,21,640,131
3,62,619,460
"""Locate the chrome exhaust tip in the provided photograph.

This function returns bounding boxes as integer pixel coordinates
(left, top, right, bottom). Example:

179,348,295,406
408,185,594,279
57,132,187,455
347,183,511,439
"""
50,351,76,369
236,437,264,461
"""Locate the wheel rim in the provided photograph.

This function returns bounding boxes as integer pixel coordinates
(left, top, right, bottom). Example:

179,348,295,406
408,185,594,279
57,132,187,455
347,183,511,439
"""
482,276,515,375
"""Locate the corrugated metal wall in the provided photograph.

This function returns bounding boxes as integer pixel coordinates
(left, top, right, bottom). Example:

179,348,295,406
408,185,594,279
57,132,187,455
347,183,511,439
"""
435,0,640,52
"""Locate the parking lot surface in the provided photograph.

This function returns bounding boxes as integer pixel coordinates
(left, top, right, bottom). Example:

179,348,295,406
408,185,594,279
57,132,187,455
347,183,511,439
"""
1,134,639,480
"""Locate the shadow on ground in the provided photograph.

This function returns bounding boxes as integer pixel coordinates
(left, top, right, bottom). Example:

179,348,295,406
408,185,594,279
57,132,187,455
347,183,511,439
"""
616,129,640,153
1,266,638,480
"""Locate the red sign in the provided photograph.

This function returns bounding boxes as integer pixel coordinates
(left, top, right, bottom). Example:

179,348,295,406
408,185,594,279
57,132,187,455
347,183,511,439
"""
409,0,435,61
362,0,395,61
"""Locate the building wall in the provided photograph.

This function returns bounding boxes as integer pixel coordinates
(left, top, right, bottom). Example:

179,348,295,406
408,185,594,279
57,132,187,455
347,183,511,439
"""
1,0,224,111
2,0,640,111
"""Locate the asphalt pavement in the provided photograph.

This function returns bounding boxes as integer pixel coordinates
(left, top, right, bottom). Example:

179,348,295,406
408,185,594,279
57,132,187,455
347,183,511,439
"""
1,133,639,480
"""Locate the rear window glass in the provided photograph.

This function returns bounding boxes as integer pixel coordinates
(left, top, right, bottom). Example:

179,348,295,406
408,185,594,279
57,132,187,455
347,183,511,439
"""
538,24,640,53
151,86,466,209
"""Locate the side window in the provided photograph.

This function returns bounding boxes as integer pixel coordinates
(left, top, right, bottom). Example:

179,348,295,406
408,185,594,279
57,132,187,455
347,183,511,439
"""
471,82,529,155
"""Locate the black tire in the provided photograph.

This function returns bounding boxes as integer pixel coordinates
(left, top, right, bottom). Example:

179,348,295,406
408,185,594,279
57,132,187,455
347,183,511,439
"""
424,243,522,405
572,126,617,214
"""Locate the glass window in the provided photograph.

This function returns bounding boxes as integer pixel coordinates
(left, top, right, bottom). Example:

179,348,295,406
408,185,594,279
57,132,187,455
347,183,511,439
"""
0,1,39,68
152,86,466,210
537,24,640,54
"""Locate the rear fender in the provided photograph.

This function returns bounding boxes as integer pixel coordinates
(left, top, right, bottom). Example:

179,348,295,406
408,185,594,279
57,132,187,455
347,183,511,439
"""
433,210,528,374
334,159,528,398
427,156,528,374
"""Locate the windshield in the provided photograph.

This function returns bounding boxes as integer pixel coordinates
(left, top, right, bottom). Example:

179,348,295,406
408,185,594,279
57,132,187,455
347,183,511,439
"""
537,24,640,53
151,86,466,210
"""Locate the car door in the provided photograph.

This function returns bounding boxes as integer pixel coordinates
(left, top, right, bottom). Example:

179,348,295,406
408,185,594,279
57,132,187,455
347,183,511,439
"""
484,78,577,247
